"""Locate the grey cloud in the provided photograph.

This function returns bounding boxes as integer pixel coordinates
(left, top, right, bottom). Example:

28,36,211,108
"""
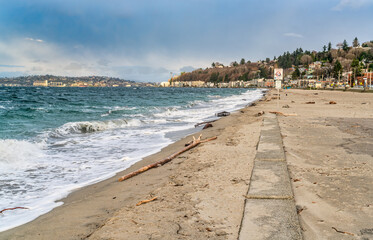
64,62,85,70
179,66,195,73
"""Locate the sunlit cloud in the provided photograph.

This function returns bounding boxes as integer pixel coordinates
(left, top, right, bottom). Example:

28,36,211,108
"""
25,37,44,43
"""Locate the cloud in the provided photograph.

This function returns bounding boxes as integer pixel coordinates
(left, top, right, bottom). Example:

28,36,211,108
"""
332,0,373,11
283,33,304,38
179,66,196,73
25,37,44,43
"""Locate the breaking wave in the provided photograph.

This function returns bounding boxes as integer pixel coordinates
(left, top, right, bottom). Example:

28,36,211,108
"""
52,119,142,136
0,139,44,166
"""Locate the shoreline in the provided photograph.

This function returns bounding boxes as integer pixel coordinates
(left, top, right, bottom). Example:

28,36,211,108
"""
2,88,371,239
0,90,266,239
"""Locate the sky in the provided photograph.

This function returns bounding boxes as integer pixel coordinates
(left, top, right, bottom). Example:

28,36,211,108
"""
0,0,372,82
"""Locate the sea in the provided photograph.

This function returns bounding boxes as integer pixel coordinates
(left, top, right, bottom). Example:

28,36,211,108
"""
0,86,265,232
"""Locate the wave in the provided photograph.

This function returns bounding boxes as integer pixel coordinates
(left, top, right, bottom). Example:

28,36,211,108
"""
0,139,44,165
52,118,142,137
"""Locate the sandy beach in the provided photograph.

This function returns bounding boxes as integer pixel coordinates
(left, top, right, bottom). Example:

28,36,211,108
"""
1,89,372,240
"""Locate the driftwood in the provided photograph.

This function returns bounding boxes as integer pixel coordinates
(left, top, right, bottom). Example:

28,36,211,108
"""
118,135,217,182
194,119,217,128
269,111,297,117
0,207,28,214
332,227,354,236
202,123,213,129
136,196,158,206
256,111,265,117
216,111,230,117
329,101,337,104
305,101,315,104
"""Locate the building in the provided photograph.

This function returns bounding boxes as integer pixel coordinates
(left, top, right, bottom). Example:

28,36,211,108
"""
33,80,48,87
160,81,170,87
48,82,65,87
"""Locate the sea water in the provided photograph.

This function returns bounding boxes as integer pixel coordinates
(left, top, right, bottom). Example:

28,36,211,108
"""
0,87,264,231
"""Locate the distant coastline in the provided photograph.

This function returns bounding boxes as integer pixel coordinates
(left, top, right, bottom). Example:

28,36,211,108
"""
0,75,155,88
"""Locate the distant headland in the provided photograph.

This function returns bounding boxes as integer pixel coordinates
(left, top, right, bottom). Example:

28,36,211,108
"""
0,75,156,87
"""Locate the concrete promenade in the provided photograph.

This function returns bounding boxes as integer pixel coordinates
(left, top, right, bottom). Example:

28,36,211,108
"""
239,114,302,240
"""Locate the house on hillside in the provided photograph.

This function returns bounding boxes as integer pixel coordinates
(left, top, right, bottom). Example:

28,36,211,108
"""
309,61,322,70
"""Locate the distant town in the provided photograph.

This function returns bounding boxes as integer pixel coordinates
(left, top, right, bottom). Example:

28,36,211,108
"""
0,75,156,88
160,38,373,90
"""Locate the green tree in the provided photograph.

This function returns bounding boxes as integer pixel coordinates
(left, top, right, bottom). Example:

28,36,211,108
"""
333,60,343,78
224,74,229,82
323,45,327,52
265,58,270,63
211,62,215,68
292,67,300,79
240,58,245,65
328,42,332,51
259,67,268,78
209,72,219,82
351,58,362,76
353,37,359,47
342,40,349,51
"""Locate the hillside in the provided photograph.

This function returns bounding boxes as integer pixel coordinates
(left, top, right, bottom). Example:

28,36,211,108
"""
174,38,373,84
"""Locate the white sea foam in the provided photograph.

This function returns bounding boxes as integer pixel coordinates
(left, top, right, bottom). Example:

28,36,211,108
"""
0,139,44,167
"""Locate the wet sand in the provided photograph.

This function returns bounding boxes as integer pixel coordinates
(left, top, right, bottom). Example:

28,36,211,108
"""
1,89,372,240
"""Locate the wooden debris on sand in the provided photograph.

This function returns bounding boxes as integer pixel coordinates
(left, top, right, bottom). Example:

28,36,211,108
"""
216,111,230,117
194,120,217,128
305,101,315,104
269,111,297,117
118,135,217,182
202,123,213,129
256,111,265,117
136,197,158,206
329,101,337,104
332,227,354,236
0,207,28,214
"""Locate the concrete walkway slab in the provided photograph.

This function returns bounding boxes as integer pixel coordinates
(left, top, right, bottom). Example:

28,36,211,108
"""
239,114,302,240
239,199,302,240
247,161,293,198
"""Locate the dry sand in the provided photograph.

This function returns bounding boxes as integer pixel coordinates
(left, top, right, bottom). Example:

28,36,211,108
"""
1,89,372,240
260,89,373,240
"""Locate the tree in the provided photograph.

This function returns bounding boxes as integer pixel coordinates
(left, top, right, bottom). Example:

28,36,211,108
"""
211,62,215,68
353,37,359,47
259,67,268,78
231,61,238,67
328,42,332,52
210,72,219,82
240,58,245,65
333,60,343,78
265,58,270,63
351,58,362,76
323,45,327,52
292,67,300,79
342,39,349,51
224,74,229,82
300,55,313,65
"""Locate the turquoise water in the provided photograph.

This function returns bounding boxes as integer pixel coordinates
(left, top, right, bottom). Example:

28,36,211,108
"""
0,87,264,231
